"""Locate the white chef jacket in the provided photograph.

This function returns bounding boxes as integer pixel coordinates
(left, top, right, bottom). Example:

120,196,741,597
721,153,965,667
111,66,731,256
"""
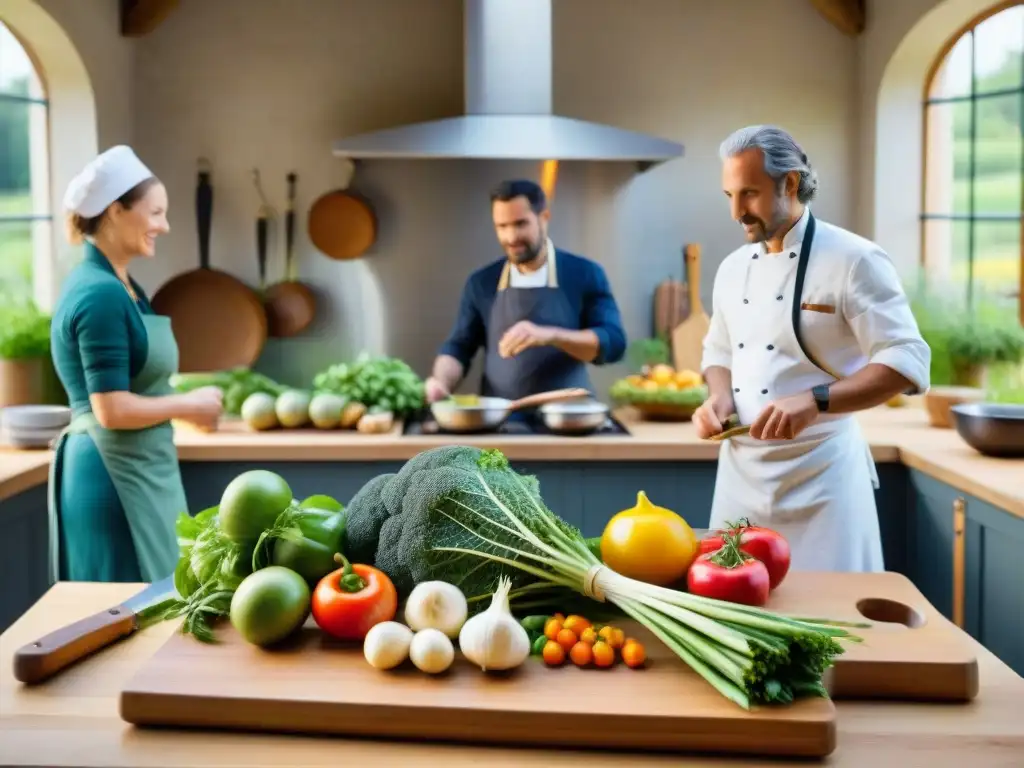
701,206,930,573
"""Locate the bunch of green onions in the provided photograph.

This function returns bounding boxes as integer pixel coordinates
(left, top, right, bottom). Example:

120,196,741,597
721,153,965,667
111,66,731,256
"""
439,470,864,709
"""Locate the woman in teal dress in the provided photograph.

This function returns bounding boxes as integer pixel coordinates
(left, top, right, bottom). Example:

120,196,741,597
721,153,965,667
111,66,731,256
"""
48,145,224,584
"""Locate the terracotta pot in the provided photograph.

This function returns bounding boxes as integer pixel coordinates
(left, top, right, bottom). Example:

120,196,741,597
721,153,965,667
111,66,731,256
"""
951,361,985,388
0,358,44,408
923,385,985,428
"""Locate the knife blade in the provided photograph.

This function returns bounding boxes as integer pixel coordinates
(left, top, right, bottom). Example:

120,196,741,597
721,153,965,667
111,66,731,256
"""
12,574,179,685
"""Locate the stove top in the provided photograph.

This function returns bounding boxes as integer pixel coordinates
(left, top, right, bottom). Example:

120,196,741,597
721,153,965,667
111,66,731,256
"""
401,410,631,437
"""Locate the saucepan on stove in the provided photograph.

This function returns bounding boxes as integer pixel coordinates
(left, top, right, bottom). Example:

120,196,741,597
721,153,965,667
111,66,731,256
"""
430,388,591,433
538,399,612,435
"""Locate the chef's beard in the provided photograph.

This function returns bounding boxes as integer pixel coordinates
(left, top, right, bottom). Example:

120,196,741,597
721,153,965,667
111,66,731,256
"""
507,237,544,264
741,195,791,244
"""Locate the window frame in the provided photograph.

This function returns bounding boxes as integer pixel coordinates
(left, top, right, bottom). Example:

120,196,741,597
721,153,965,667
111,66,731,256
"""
919,0,1024,326
0,20,53,303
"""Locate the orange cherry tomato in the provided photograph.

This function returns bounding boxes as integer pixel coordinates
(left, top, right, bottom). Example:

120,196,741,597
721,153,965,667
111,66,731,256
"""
592,640,616,668
544,618,563,640
556,627,578,652
542,640,566,666
622,640,647,669
562,615,591,635
569,641,593,666
311,553,397,641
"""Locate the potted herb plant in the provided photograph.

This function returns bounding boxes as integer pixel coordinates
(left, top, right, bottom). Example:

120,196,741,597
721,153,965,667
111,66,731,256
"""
0,300,59,408
910,279,1024,426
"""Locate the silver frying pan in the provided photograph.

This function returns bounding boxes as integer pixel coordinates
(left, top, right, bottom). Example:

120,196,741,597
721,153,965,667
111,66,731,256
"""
430,388,591,433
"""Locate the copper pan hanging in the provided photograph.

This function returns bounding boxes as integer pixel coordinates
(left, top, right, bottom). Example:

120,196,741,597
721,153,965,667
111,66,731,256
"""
149,159,267,372
307,158,377,260
262,172,316,336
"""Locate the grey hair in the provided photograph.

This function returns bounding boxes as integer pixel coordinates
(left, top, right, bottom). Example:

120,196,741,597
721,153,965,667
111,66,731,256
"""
719,125,819,203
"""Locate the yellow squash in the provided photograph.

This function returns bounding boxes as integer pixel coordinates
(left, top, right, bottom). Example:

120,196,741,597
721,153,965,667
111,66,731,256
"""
599,491,698,586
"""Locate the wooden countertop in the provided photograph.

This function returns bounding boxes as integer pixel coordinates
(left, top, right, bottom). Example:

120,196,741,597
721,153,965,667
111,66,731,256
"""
2,404,1021,520
1,582,1022,767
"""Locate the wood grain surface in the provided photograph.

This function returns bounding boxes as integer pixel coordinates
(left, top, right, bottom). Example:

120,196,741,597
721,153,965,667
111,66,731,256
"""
2,405,1022,521
3,582,1023,767
117,572,977,758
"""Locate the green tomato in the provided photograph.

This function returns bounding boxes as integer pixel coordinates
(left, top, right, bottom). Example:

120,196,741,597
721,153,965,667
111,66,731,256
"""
230,566,311,647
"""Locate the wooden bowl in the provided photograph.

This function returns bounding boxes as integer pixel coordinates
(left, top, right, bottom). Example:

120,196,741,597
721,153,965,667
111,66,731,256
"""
923,386,985,428
629,402,700,422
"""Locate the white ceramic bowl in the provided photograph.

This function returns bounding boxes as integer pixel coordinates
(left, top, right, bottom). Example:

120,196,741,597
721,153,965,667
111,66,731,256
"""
1,404,71,430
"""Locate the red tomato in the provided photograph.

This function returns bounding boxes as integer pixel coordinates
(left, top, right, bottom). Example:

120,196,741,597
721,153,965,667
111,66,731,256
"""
698,519,791,589
311,554,398,641
687,553,770,606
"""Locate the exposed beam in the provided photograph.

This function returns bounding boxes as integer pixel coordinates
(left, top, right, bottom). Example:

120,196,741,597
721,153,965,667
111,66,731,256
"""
810,0,866,36
120,0,180,38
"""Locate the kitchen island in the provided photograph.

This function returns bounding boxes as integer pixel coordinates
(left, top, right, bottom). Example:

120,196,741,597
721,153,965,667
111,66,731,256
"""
2,403,1022,676
1,581,1022,767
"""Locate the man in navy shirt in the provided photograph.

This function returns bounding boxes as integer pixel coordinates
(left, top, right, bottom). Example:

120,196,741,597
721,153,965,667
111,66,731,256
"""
425,179,627,403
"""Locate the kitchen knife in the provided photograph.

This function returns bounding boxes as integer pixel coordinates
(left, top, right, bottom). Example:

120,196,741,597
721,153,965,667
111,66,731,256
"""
12,574,179,685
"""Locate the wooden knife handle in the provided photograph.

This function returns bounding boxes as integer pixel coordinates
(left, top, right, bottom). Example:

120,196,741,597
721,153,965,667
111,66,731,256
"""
12,606,136,685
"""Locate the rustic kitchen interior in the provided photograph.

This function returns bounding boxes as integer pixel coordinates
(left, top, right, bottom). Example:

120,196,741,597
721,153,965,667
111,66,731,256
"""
1,0,1023,765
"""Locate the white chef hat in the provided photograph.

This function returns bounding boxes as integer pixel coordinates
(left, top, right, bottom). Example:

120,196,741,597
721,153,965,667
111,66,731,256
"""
63,145,154,219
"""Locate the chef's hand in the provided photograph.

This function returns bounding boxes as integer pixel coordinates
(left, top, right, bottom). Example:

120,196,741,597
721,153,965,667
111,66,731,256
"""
181,386,224,431
424,376,450,403
693,393,736,439
750,391,818,440
498,320,556,358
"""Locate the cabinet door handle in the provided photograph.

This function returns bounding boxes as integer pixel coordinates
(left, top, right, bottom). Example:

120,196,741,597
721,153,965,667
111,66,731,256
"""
953,496,966,628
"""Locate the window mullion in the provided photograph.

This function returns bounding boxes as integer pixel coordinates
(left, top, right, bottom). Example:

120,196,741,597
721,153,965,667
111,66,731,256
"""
967,28,977,312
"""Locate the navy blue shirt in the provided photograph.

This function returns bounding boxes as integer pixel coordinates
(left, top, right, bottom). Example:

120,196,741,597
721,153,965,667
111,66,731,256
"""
438,248,627,370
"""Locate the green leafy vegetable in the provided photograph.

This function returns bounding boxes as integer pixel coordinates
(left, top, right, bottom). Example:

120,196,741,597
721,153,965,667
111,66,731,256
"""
313,353,425,416
343,446,862,709
169,367,286,416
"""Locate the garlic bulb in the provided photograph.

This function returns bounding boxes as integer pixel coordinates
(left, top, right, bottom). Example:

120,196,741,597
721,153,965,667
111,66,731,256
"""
409,628,455,674
404,581,468,638
363,621,414,670
457,575,531,672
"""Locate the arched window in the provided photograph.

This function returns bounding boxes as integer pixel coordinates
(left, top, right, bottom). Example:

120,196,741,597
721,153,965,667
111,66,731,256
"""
0,20,51,304
922,2,1023,320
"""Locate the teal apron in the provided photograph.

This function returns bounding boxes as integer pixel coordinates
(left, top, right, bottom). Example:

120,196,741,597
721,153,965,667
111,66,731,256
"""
47,309,186,585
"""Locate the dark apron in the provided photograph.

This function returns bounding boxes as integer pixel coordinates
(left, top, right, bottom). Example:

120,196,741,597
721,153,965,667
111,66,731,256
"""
481,248,593,402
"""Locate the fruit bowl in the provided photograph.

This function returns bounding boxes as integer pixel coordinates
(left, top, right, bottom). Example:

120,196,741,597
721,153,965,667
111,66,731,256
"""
609,364,708,422
629,401,702,422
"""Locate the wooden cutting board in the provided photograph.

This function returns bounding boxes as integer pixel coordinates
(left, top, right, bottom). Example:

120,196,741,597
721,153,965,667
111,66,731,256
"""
118,572,977,758
671,243,709,372
769,571,978,702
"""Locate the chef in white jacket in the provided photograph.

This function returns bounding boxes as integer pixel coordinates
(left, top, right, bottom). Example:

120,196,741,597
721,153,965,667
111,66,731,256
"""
694,125,931,573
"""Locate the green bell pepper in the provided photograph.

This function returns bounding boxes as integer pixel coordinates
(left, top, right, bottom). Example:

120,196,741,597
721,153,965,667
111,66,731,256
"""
270,507,347,585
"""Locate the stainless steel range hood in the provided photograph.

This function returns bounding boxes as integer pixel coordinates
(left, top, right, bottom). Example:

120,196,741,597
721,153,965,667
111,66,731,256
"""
331,0,683,171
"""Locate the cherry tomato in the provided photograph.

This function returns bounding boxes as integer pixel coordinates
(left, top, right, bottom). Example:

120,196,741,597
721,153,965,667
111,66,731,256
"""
698,519,791,589
311,553,397,640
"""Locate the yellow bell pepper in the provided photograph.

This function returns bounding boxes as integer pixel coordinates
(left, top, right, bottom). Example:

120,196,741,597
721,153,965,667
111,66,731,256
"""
599,491,699,586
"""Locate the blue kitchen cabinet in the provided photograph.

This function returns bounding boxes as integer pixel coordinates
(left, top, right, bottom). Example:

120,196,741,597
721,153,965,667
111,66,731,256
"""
0,484,50,633
961,494,1024,677
906,471,957,620
907,469,1024,677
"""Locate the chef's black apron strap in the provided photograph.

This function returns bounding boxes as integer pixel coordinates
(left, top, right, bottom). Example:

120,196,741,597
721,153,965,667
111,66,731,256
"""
790,213,834,378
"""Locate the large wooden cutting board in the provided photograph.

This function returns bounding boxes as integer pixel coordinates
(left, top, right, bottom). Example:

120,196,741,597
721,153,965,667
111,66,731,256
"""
772,571,978,702
118,572,977,758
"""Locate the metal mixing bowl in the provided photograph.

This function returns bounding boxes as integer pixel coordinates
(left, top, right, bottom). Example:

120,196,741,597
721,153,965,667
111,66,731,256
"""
539,400,610,435
949,402,1024,458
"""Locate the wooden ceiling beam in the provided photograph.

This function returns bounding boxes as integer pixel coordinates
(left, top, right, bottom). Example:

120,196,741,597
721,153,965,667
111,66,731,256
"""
810,0,866,37
120,0,181,38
